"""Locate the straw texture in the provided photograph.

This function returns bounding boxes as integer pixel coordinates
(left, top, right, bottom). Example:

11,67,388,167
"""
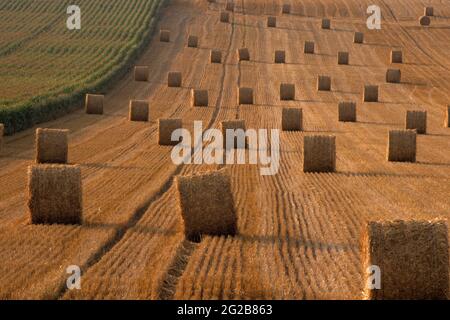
85,94,104,115
282,108,302,131
338,102,357,122
406,110,427,134
303,135,336,172
158,118,182,146
387,129,416,162
35,128,69,164
128,100,149,122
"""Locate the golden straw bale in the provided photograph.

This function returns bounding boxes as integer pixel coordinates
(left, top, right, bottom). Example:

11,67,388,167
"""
321,18,331,29
85,94,104,114
134,66,149,82
238,48,250,61
303,135,336,172
176,168,237,242
160,29,170,42
361,219,449,300
424,7,434,16
128,100,149,122
419,15,431,26
387,129,416,162
317,75,331,91
267,16,277,28
28,164,82,225
282,108,302,131
354,32,364,44
158,118,182,146
338,102,357,122
191,89,208,107
187,35,198,48
211,50,222,63
226,1,234,11
386,69,401,83
282,4,291,14
220,11,230,23
390,50,403,63
405,110,427,134
304,41,315,54
274,50,286,63
445,105,450,128
238,87,254,105
363,85,378,102
168,71,182,87
280,83,295,100
35,128,69,164
338,51,349,65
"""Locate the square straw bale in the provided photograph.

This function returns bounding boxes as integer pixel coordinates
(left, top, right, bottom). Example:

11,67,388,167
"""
226,1,234,11
85,94,104,115
128,100,149,122
282,4,291,14
354,32,364,44
390,50,403,63
387,129,416,162
191,89,208,107
35,128,69,164
419,15,431,26
446,105,450,128
338,102,357,122
158,118,183,146
405,110,427,134
220,11,230,23
386,69,401,83
267,16,277,28
187,35,198,48
361,219,449,300
211,50,222,63
363,85,378,102
321,18,331,29
280,83,295,100
238,87,254,105
338,51,349,65
303,135,336,172
160,29,170,42
425,7,434,16
134,66,149,81
221,119,246,149
317,75,331,91
176,168,237,242
238,48,250,61
168,71,182,87
28,164,82,225
304,41,315,54
282,108,302,131
274,50,286,63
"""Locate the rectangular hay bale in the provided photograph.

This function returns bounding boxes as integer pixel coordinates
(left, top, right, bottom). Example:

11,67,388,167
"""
390,50,403,63
158,118,183,146
210,49,222,63
282,108,302,131
35,128,69,164
220,11,230,23
317,75,331,91
338,51,349,65
274,50,286,63
321,18,331,29
160,29,170,42
168,71,182,87
303,135,336,172
361,219,449,300
128,100,149,122
85,94,104,114
363,85,378,102
221,119,246,149
406,110,427,134
446,105,450,128
238,87,254,105
282,4,291,14
28,164,82,225
176,168,237,242
387,129,416,162
354,32,364,44
267,16,277,28
238,48,250,61
280,83,295,100
191,89,208,107
304,41,315,54
425,7,434,16
338,102,357,122
386,69,401,83
134,66,149,81
226,1,234,11
187,35,198,48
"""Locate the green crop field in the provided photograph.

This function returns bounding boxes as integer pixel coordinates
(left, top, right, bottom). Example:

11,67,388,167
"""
0,0,163,134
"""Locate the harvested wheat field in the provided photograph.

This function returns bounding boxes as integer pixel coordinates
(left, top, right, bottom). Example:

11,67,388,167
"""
1,0,450,300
